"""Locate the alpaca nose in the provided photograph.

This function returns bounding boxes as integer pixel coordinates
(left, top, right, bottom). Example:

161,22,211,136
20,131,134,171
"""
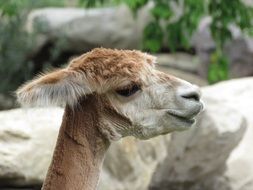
180,88,200,102
178,85,201,103
175,83,203,118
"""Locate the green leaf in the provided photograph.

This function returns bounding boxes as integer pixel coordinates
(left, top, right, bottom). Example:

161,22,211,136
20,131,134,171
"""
79,0,105,7
143,40,161,52
151,3,172,19
208,51,229,84
166,21,191,52
123,0,148,13
143,22,163,52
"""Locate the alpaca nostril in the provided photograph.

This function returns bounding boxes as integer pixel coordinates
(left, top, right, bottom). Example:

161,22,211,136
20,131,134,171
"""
181,91,200,102
179,86,201,102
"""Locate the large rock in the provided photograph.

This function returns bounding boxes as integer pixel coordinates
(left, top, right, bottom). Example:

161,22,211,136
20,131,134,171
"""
149,77,253,190
157,66,207,87
0,108,63,187
155,53,207,87
155,53,200,73
202,77,253,190
98,136,170,190
26,5,151,55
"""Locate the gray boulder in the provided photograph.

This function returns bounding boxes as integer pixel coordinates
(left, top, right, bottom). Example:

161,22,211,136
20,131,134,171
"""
26,5,152,54
98,136,170,190
155,53,207,87
155,53,200,73
150,77,253,190
0,108,63,186
203,77,253,190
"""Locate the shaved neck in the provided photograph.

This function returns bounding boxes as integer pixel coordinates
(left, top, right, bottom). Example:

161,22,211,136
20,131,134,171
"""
42,96,110,190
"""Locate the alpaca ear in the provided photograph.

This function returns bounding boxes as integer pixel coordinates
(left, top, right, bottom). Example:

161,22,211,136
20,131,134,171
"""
16,69,92,107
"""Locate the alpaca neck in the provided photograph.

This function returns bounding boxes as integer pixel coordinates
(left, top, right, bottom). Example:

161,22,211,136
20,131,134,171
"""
42,96,110,190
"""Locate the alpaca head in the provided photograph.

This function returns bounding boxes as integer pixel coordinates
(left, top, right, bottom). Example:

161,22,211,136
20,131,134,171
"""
17,48,203,140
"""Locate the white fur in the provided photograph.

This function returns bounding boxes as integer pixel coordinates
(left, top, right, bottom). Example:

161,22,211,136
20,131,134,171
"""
106,71,203,139
16,72,92,108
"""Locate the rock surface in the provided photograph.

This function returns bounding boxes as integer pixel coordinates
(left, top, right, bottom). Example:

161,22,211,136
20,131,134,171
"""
0,108,63,186
150,77,253,190
155,53,200,73
156,66,207,87
98,136,170,190
26,5,151,54
202,77,253,190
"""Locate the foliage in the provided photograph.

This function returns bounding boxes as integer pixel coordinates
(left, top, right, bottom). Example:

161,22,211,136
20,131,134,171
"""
208,51,229,84
207,0,253,83
121,0,253,84
83,0,253,83
78,0,123,8
0,0,70,94
0,16,33,94
143,22,163,52
121,0,148,12
79,0,105,7
0,0,68,17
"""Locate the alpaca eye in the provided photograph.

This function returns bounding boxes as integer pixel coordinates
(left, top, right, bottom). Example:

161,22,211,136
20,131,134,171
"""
116,84,141,97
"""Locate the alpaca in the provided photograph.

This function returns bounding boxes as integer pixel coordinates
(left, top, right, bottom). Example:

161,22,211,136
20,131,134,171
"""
17,48,203,190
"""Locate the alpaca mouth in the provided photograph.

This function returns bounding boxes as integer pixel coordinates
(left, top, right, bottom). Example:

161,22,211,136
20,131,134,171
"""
166,110,197,125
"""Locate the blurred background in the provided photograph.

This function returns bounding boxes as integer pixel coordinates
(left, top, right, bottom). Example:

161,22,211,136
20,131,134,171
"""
0,0,253,190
